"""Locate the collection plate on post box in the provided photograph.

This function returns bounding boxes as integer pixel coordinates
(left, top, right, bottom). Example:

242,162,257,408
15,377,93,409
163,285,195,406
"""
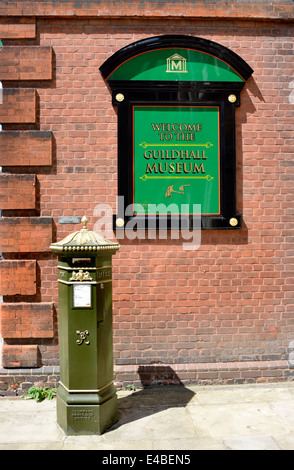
73,284,92,308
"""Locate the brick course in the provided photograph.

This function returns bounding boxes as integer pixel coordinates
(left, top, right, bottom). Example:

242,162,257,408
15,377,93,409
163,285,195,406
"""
2,345,40,368
0,174,36,210
0,303,54,339
0,217,52,252
1,1,293,20
0,19,36,39
0,131,53,167
0,260,37,296
114,361,294,388
0,47,52,81
0,89,36,124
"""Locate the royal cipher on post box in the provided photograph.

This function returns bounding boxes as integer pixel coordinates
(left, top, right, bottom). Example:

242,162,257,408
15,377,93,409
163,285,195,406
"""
50,216,119,435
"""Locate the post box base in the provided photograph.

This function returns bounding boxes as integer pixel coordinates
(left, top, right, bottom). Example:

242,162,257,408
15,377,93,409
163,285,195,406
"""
57,393,118,435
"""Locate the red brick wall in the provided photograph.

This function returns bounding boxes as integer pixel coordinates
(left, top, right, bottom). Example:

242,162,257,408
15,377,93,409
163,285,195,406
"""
1,1,292,20
0,260,37,295
0,303,54,339
38,18,294,363
0,218,52,252
0,47,52,81
0,174,36,210
0,19,36,39
0,131,52,167
0,5,293,387
0,89,36,124
2,345,40,368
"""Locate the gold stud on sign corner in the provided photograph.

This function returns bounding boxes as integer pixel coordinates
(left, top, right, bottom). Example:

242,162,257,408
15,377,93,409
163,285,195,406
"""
115,93,124,102
228,94,237,103
116,218,125,227
229,217,238,227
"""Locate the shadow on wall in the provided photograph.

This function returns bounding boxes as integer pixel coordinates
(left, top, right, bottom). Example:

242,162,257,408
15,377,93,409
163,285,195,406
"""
137,365,188,387
108,366,195,432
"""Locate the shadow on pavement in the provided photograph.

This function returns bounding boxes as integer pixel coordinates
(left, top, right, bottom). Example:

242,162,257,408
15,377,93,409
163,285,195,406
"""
107,366,195,431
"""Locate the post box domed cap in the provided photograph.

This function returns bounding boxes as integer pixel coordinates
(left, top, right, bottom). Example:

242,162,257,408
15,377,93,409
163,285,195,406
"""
50,215,120,253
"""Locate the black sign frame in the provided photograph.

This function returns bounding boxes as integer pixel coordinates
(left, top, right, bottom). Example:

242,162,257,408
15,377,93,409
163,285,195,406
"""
100,35,253,231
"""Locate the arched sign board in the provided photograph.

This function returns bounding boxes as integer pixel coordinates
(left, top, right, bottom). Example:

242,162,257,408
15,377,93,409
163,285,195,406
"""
100,35,253,230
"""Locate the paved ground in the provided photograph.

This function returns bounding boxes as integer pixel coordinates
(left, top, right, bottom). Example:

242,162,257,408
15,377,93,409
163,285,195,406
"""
0,382,294,450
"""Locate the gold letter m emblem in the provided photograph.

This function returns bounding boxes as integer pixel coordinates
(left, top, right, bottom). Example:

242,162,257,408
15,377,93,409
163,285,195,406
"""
166,53,187,73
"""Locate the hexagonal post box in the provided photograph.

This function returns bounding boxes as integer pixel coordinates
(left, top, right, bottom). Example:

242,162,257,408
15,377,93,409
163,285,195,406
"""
50,216,119,435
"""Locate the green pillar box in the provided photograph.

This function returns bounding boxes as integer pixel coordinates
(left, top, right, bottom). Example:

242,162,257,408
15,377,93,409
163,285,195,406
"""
50,216,120,435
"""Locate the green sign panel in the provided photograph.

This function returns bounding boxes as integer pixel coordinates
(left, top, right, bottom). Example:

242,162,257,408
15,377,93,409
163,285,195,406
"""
133,106,220,215
107,48,244,82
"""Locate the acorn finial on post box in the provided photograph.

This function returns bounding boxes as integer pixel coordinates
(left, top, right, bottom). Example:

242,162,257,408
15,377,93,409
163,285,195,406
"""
81,215,88,229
